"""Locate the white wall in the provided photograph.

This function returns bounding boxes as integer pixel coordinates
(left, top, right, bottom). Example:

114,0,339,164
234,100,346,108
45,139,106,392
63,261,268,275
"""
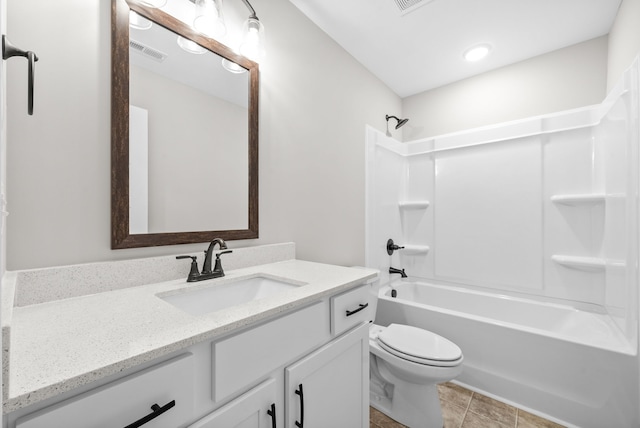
608,0,640,91
6,0,401,270
403,36,608,139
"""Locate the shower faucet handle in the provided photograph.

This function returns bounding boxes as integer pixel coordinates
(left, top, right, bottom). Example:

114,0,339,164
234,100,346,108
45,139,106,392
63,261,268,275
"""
386,238,405,255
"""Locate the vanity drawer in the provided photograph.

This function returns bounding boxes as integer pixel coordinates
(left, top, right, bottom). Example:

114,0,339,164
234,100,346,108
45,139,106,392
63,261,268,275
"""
331,285,372,336
212,301,329,402
16,353,195,428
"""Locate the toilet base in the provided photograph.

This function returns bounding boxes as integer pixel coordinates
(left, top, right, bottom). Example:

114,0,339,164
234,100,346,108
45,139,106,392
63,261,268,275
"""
370,382,443,428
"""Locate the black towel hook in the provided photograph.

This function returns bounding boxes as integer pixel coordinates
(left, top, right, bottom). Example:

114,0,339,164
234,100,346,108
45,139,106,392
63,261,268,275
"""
2,35,38,115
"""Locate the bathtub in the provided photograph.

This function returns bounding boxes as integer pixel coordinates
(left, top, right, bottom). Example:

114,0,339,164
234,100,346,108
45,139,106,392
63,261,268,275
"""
374,278,639,428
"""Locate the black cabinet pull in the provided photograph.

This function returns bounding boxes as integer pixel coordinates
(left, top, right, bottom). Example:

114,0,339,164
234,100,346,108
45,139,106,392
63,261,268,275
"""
123,400,175,428
267,402,276,428
295,384,304,428
346,303,368,317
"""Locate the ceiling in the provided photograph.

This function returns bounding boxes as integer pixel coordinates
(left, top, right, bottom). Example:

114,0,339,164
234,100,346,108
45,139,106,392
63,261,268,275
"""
287,0,622,98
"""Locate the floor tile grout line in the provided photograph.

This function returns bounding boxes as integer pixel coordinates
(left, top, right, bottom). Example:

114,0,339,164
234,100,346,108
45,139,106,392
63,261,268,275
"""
458,390,474,428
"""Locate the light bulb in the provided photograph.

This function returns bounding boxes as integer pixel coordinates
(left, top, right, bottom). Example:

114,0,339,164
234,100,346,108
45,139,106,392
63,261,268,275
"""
138,0,167,8
239,17,265,61
222,58,247,74
177,36,206,55
194,0,226,39
129,11,152,30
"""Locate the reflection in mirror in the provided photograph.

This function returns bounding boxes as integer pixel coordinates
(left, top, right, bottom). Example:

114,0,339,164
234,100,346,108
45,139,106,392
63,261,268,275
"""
129,20,248,234
112,0,259,249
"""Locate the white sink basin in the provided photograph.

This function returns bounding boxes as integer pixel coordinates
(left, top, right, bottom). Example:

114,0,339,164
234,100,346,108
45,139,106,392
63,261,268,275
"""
159,276,303,316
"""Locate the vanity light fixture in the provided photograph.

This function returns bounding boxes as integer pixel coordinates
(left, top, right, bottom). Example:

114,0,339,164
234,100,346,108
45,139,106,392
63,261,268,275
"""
463,44,491,62
193,0,227,39
222,58,247,73
185,0,266,62
129,11,152,30
138,0,167,8
238,11,265,61
177,36,207,54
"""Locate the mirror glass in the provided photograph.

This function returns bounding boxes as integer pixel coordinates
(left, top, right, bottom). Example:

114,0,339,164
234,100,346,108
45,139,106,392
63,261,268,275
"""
112,0,259,249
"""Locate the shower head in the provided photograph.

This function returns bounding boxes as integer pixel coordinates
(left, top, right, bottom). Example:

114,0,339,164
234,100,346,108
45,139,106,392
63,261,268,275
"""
386,115,409,129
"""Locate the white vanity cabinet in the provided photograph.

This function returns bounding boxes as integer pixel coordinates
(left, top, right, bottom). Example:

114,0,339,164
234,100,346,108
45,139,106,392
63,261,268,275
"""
8,283,373,428
190,284,372,428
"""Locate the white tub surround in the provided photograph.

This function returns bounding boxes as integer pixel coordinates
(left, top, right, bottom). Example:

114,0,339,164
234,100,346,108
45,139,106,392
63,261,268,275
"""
1,243,377,417
366,58,640,427
366,58,640,349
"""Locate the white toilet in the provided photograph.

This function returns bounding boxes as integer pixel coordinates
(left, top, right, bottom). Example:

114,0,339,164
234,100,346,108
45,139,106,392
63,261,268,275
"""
369,323,464,428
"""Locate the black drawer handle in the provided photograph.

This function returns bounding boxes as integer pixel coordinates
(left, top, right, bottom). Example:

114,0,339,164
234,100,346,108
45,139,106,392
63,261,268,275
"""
295,384,304,427
267,402,277,428
124,400,175,428
346,303,368,317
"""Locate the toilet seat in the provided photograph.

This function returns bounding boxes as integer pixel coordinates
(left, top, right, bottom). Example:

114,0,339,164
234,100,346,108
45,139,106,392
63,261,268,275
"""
377,324,462,367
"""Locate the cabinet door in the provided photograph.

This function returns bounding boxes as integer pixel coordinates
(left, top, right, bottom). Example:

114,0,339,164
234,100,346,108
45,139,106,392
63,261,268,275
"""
189,379,278,428
285,323,369,428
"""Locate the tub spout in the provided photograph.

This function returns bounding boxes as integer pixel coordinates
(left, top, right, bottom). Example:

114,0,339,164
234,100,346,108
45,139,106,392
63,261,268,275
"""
389,267,407,278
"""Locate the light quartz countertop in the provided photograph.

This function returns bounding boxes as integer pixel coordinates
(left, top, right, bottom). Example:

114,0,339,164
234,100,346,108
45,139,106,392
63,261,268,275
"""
3,259,377,414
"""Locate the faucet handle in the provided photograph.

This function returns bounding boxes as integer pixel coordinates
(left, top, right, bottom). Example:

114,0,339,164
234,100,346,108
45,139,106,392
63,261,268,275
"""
386,238,405,255
176,255,200,282
213,250,233,276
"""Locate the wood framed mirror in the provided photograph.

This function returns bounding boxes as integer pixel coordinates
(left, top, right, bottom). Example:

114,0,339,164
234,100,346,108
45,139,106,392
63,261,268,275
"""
112,0,259,249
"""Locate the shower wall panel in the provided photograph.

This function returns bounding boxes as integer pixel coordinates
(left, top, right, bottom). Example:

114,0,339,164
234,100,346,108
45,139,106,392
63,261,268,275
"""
543,127,604,305
433,138,543,291
400,153,434,279
365,127,406,284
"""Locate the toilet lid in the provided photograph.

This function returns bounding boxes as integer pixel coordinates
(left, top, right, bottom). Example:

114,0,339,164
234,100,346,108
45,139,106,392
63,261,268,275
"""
377,324,462,366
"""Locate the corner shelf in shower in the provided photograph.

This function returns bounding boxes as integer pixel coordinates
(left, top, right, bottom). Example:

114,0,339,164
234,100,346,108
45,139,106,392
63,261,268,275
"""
398,200,430,210
551,255,606,272
550,194,606,206
400,245,430,255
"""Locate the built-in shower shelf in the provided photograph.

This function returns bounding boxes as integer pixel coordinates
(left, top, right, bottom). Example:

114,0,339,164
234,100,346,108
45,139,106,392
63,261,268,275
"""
400,245,430,255
398,200,430,210
550,194,606,206
551,255,606,271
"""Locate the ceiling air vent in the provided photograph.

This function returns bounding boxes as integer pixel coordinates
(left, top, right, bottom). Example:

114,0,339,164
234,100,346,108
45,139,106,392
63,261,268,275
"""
393,0,433,15
129,39,168,62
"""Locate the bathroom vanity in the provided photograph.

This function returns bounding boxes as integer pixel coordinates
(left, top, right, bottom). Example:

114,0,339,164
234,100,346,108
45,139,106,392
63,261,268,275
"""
2,246,376,428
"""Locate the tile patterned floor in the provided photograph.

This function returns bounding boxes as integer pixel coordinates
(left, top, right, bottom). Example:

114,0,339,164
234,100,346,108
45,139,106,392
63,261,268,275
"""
370,382,566,428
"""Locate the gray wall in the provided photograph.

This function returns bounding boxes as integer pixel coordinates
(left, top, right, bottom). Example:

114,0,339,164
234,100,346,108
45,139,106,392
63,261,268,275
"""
7,0,640,271
6,0,401,270
130,65,248,233
608,0,640,91
402,36,609,139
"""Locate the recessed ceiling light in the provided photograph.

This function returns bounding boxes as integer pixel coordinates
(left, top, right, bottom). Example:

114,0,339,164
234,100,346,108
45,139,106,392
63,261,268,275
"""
463,44,491,62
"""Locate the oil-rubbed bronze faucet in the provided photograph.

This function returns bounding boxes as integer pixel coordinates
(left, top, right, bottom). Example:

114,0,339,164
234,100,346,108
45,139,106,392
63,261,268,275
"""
202,238,228,274
389,267,407,278
176,238,233,282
